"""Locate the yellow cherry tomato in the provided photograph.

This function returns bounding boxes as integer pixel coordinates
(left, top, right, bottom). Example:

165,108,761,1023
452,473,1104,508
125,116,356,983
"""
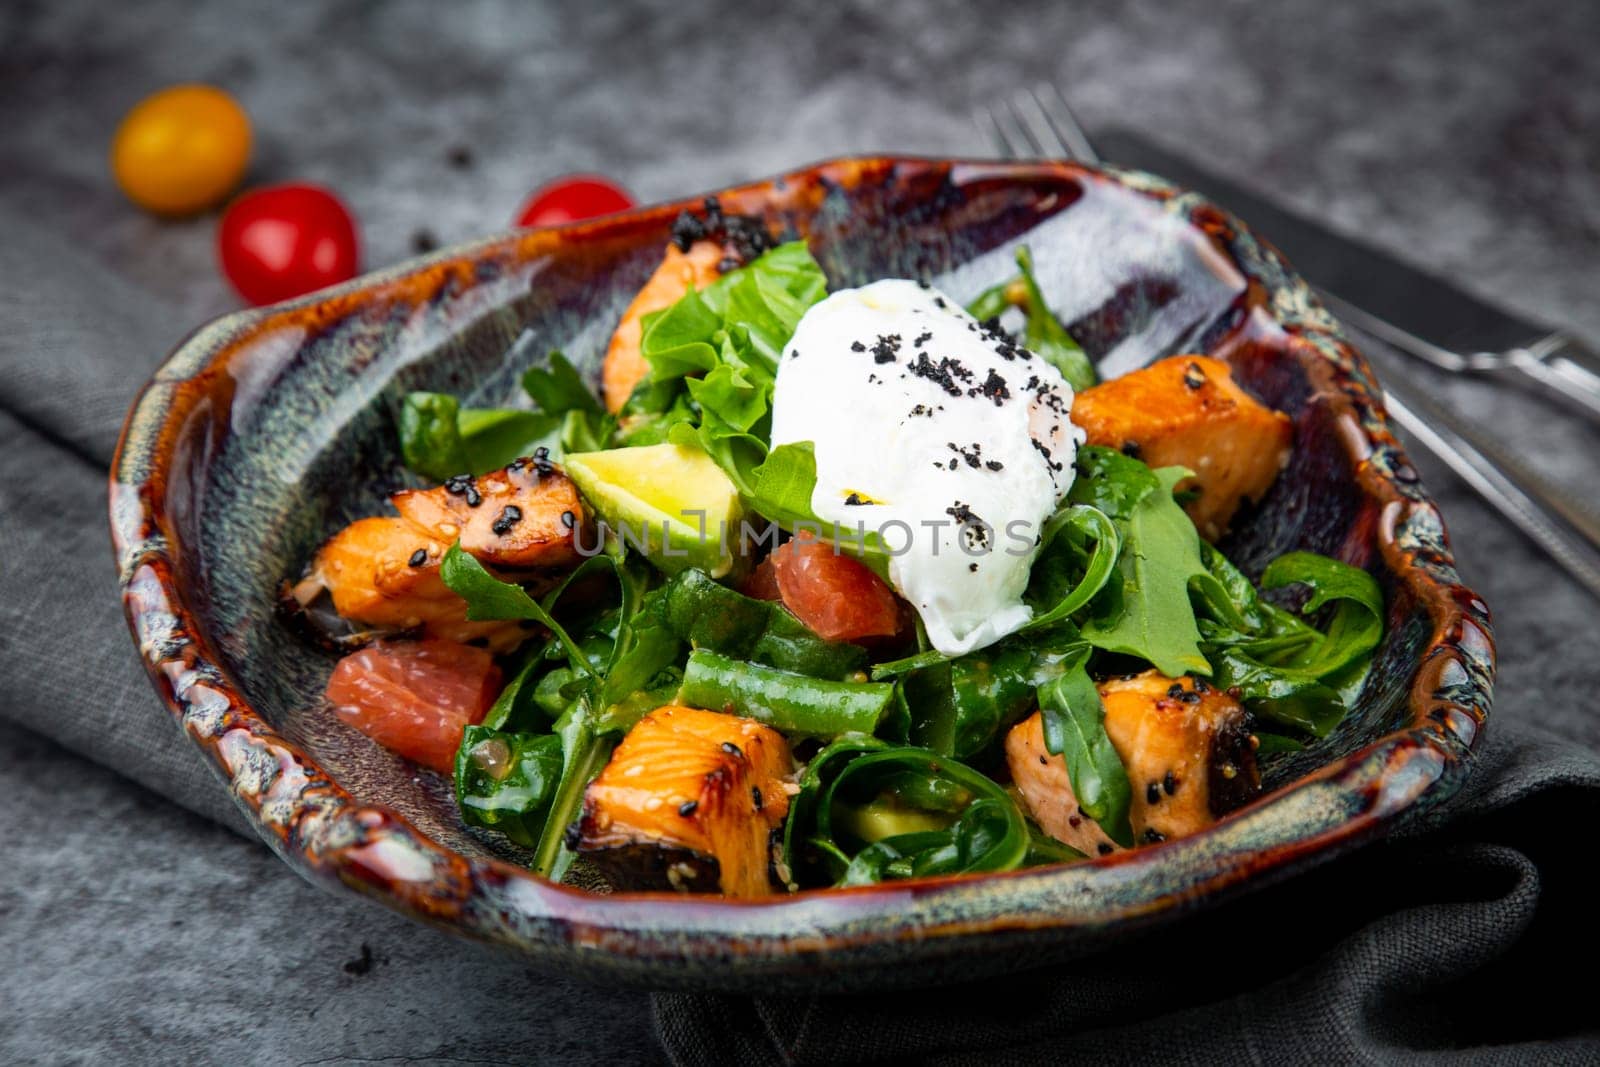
111,85,252,216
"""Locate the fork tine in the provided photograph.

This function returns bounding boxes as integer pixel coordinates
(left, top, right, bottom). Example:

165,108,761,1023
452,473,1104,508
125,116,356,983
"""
1014,88,1069,159
972,104,1017,159
1002,93,1048,156
1033,82,1101,164
988,98,1037,160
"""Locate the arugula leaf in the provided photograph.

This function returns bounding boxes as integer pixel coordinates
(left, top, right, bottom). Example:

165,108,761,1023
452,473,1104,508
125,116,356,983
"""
397,392,560,481
1014,246,1096,392
964,245,1096,392
1022,504,1120,632
1075,460,1211,677
533,697,615,881
440,543,597,678
1036,658,1134,847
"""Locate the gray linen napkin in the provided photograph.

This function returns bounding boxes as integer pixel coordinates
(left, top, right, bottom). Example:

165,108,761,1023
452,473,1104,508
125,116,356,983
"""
0,207,249,833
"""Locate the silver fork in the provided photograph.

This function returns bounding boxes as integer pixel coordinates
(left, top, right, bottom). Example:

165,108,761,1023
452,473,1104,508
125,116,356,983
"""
980,85,1600,602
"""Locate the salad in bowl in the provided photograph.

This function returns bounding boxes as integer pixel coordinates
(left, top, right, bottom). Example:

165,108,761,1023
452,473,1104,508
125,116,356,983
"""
283,197,1383,899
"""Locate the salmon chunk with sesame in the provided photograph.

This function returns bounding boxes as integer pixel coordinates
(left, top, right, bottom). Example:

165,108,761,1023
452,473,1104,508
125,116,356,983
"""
571,706,795,898
1072,355,1293,540
286,456,585,652
1007,670,1261,854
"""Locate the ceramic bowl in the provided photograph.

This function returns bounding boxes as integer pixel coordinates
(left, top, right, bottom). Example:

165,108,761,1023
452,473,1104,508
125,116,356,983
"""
111,157,1494,991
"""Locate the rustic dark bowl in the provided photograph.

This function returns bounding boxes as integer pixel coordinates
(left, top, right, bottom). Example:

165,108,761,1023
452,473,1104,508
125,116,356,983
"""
110,157,1494,992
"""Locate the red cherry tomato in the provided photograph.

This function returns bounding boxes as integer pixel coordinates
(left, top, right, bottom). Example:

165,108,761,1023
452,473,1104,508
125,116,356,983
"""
325,639,500,773
218,182,360,305
515,174,634,228
767,535,904,643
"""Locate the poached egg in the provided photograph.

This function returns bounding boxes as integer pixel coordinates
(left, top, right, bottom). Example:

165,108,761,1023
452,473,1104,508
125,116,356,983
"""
769,279,1084,655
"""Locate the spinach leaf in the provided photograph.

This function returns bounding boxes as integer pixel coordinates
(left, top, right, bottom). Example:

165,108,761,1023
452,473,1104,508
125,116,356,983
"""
397,392,560,481
441,539,682,876
660,567,867,678
440,543,596,676
1261,552,1384,677
454,727,563,847
521,351,604,417
1036,658,1134,847
785,740,1030,887
903,626,1086,759
1192,549,1383,738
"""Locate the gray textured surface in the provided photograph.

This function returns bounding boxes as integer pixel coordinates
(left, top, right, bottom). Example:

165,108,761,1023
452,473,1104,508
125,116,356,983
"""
1,0,1597,1064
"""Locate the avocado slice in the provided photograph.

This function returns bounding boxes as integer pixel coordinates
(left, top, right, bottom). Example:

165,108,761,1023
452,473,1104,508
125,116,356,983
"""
565,443,744,577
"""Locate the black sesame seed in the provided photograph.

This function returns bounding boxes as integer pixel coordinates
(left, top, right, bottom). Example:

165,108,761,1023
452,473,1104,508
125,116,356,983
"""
1146,782,1162,805
720,741,743,758
1142,828,1167,844
492,505,523,535
408,549,428,567
850,340,867,353
751,786,763,811
1039,754,1048,765
678,800,699,817
1097,843,1115,856
1164,771,1177,795
1183,361,1207,390
560,510,576,529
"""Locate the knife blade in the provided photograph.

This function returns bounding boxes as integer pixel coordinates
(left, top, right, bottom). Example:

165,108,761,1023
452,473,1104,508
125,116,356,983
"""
1093,129,1548,355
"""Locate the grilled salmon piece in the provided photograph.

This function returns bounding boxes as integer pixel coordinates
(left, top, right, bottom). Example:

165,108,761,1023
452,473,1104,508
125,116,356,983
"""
1007,670,1260,854
391,456,585,571
571,705,795,898
602,240,726,413
288,459,585,653
1071,355,1292,541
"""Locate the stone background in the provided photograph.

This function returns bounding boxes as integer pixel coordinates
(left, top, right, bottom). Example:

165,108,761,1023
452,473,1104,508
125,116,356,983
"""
2,1,1597,1063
